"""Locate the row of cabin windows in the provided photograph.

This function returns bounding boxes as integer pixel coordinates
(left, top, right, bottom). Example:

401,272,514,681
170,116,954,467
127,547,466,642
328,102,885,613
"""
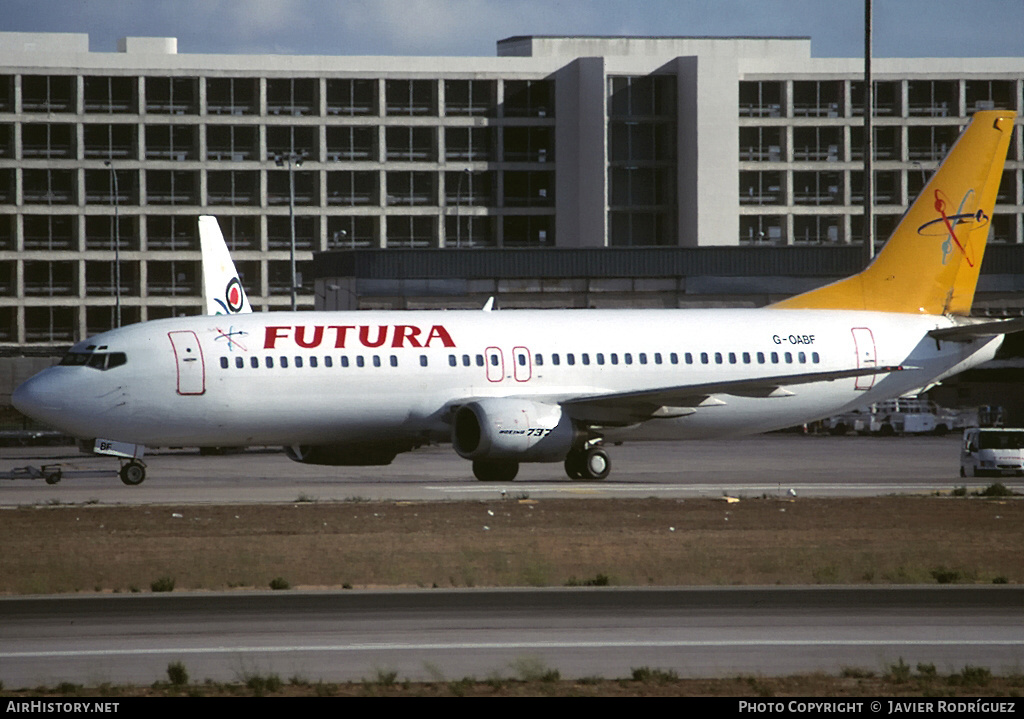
220,354,417,369
220,349,822,371
477,350,820,367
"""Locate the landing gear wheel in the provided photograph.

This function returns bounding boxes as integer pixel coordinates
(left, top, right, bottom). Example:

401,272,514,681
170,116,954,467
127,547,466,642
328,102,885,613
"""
472,459,519,482
581,447,611,480
564,449,585,480
119,460,147,486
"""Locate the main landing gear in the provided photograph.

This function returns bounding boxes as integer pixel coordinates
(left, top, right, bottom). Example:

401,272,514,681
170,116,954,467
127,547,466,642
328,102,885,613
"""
564,445,611,481
470,445,612,482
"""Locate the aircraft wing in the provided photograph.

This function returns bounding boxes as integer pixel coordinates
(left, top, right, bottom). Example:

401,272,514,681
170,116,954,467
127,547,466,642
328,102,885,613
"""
560,364,909,425
928,317,1024,342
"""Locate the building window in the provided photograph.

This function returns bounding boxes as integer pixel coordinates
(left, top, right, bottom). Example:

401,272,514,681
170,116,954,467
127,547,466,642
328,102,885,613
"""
327,78,377,116
386,79,436,116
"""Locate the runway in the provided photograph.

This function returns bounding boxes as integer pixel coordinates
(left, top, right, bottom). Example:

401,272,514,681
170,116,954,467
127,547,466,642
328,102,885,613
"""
4,434,1017,505
2,587,1022,687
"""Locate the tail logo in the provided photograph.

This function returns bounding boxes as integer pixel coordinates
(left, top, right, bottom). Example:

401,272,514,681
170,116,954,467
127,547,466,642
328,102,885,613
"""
917,189,987,267
215,277,246,314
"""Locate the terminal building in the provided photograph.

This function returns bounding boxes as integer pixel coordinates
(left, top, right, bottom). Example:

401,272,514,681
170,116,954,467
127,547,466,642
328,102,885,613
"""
0,31,1023,357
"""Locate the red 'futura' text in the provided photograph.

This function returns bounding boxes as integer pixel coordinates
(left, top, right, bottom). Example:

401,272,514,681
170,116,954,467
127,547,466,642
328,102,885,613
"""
264,325,455,350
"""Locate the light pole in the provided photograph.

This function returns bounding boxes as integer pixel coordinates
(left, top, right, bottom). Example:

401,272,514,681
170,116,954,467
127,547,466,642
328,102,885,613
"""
862,0,874,262
103,160,121,327
273,151,307,311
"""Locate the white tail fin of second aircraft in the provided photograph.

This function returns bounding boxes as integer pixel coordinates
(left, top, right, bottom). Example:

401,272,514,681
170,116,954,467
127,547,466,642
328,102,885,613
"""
199,215,253,315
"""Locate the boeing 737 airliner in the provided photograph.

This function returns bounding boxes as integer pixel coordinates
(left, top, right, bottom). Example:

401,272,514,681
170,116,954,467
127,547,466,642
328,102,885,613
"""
12,111,1019,485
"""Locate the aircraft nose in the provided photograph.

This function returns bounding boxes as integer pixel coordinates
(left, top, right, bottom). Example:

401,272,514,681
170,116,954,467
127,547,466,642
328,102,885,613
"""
12,372,71,426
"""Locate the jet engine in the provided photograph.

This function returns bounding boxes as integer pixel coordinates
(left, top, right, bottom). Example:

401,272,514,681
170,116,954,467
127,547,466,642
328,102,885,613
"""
284,441,417,466
452,398,579,462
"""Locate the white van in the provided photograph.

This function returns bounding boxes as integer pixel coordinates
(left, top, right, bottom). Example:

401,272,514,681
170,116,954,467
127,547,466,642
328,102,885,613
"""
960,428,1024,478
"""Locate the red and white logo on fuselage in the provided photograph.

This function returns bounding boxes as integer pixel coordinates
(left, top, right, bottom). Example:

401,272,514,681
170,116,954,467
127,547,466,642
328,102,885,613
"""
264,324,455,349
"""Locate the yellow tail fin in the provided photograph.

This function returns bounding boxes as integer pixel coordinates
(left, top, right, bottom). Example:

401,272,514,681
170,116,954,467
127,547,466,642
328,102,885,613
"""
771,110,1016,315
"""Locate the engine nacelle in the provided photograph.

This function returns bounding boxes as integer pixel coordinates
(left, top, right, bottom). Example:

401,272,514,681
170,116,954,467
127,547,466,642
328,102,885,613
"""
284,442,412,466
452,398,578,462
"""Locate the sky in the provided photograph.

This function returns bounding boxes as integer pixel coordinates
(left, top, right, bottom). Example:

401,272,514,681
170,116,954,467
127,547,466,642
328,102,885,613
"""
1,0,1023,58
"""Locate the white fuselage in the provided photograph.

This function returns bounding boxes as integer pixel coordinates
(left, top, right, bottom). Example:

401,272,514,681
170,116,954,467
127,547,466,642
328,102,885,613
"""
12,308,1001,453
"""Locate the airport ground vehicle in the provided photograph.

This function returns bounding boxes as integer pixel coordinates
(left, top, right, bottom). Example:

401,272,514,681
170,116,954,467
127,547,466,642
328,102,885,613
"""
960,427,1024,477
825,398,965,436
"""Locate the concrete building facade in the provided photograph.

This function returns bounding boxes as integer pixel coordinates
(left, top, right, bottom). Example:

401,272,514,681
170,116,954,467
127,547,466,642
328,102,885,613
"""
0,32,1022,351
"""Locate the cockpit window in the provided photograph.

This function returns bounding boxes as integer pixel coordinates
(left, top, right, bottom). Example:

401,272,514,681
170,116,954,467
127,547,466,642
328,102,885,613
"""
60,351,127,371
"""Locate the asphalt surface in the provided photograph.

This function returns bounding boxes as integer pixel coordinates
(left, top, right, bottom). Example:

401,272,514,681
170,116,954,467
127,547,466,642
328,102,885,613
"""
4,434,1018,505
3,586,1023,687
4,435,1021,689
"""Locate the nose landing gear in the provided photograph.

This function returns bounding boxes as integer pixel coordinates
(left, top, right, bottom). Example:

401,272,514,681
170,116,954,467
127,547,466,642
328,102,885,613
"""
118,459,147,486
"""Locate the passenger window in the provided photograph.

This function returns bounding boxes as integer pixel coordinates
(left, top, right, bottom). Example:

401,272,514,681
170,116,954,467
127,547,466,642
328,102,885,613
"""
812,352,820,364
670,352,679,365
462,354,471,366
295,356,303,368
582,353,590,366
280,356,289,368
310,356,318,368
798,352,806,364
654,353,662,365
535,353,543,366
785,352,793,364
235,356,244,369
728,352,736,364
771,352,779,363
420,355,428,367
266,356,274,368
567,353,576,366
220,357,229,369
373,355,382,367
476,354,484,367
449,355,457,367
324,356,333,368
596,353,604,365
757,352,765,364
356,355,365,368
341,356,349,368
742,352,751,364
638,353,647,365
251,357,259,369
552,353,561,366
390,355,398,367
624,353,631,365
611,353,619,365
685,352,693,365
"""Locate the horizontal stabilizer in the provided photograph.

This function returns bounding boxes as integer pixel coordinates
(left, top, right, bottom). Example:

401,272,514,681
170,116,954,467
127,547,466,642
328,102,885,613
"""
928,317,1024,341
